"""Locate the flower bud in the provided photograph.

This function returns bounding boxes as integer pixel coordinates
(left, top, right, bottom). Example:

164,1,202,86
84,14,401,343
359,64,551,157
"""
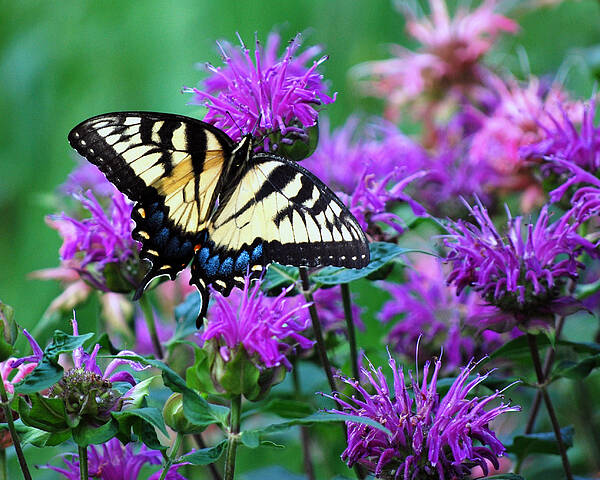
163,393,201,434
0,301,18,361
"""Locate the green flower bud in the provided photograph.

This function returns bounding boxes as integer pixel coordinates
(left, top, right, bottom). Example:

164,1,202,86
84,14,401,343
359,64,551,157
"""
163,393,202,434
0,301,18,361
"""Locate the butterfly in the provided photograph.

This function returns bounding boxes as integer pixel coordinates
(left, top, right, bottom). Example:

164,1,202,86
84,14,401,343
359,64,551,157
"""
68,112,370,324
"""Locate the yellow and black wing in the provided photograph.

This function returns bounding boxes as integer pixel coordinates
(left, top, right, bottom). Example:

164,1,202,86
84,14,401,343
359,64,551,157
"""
190,153,370,308
68,112,236,297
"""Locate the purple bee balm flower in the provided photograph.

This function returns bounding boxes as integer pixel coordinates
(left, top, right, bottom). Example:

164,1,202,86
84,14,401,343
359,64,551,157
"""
43,437,187,480
185,32,335,149
61,161,120,198
378,256,505,370
443,198,594,329
47,188,139,292
200,275,314,370
325,353,520,479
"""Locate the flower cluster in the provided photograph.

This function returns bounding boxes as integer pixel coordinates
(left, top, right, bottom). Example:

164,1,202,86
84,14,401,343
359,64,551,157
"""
186,32,335,149
200,276,314,370
326,353,519,479
444,199,593,328
45,437,187,480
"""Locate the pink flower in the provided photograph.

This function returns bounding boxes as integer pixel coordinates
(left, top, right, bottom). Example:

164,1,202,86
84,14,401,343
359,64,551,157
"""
353,0,517,119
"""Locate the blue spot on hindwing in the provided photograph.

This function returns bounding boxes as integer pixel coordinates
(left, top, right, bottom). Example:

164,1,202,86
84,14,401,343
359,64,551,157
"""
219,257,234,276
251,243,263,261
155,227,169,247
235,251,250,272
206,256,220,277
198,247,210,265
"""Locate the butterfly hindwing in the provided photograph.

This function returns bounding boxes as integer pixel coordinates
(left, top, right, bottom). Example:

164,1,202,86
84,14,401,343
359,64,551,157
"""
68,112,236,297
189,153,370,299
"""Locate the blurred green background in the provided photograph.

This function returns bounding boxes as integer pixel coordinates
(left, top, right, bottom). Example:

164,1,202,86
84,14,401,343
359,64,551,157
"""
2,0,600,478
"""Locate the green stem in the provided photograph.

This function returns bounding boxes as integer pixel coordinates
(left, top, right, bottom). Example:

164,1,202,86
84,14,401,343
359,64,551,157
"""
224,395,242,480
292,363,315,480
298,267,336,393
139,294,164,359
78,445,88,480
525,315,566,434
527,333,573,480
0,447,6,480
0,378,30,480
159,433,183,480
340,283,360,382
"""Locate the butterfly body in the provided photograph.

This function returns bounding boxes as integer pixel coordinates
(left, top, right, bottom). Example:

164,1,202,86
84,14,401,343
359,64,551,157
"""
68,112,369,324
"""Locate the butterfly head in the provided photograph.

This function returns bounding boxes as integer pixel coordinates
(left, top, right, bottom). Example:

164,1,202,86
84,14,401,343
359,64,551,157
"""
232,134,254,168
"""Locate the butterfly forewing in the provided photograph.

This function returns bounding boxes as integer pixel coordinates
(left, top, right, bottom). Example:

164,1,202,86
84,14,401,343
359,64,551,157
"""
190,153,370,298
68,112,236,296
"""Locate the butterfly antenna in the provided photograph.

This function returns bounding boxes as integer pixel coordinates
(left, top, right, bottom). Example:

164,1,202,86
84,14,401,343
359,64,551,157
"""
226,111,244,139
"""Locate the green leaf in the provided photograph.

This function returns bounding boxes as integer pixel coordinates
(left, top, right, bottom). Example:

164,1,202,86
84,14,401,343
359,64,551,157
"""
15,330,95,394
73,418,118,446
484,475,526,480
575,277,600,300
186,346,218,395
506,426,574,461
310,242,410,285
553,354,600,380
219,348,261,397
17,394,67,432
262,264,299,293
240,429,260,448
487,333,550,364
246,412,391,438
117,355,229,429
15,421,71,447
112,407,167,436
251,398,314,419
181,440,227,465
125,375,159,409
169,292,202,346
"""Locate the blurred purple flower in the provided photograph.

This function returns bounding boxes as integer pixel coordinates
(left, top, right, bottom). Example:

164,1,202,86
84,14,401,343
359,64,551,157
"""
352,0,518,120
378,256,505,369
44,437,187,480
200,275,314,370
47,188,139,292
297,287,364,335
61,161,120,198
325,353,519,479
444,199,593,329
186,32,335,148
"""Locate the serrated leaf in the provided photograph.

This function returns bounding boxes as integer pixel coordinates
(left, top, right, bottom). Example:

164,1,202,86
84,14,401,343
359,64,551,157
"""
310,242,410,285
182,441,226,465
506,426,574,460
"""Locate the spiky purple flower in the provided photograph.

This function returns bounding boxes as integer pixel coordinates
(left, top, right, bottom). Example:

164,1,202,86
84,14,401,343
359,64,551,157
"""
378,257,505,369
186,32,335,149
200,275,314,370
44,437,187,480
443,199,593,328
325,353,519,479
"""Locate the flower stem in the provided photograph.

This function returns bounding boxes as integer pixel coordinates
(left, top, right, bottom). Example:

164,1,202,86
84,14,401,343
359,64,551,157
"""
292,362,315,480
193,433,223,480
159,433,183,480
78,445,88,480
525,315,566,434
0,379,31,480
224,395,242,480
527,333,573,480
139,294,164,359
0,447,6,480
340,283,360,382
299,267,336,393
